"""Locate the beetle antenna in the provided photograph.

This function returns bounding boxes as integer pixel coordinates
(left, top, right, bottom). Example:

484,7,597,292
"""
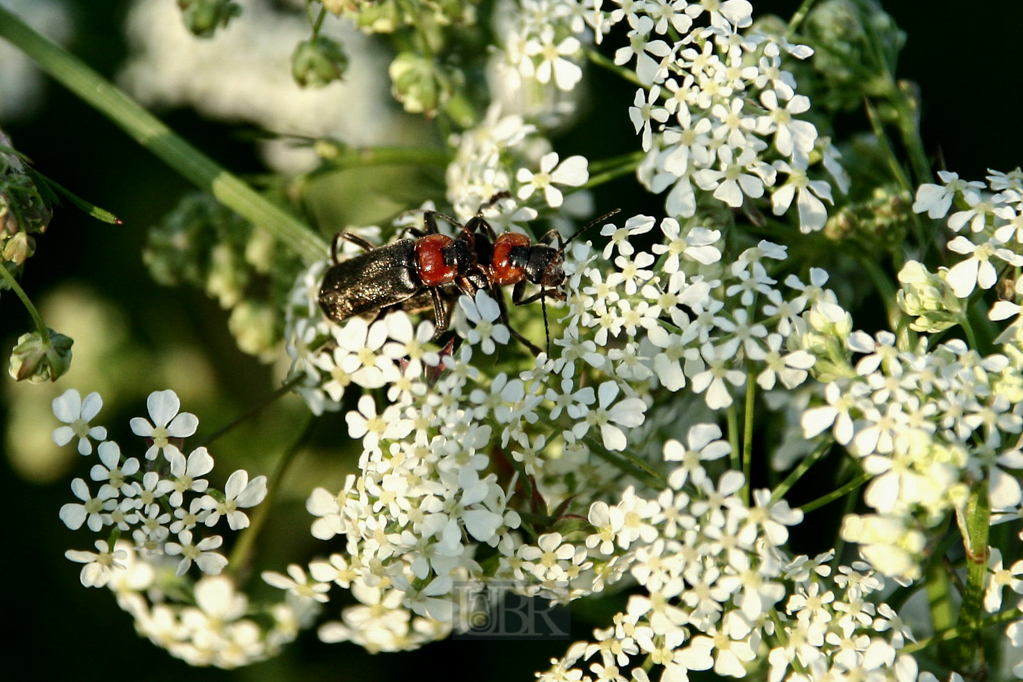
557,208,622,254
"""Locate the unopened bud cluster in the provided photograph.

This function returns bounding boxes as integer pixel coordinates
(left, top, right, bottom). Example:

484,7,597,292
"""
143,192,304,359
0,130,51,280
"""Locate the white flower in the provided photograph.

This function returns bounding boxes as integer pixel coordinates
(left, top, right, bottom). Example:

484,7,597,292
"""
517,152,589,208
572,381,647,451
263,564,332,603
758,91,817,158
165,530,228,577
201,469,268,530
911,170,983,219
60,477,115,531
129,389,199,461
459,290,510,354
695,145,775,208
334,317,400,389
771,159,833,233
86,441,137,496
52,389,107,455
945,234,1023,298
65,539,128,588
524,29,583,92
629,86,669,152
164,446,214,508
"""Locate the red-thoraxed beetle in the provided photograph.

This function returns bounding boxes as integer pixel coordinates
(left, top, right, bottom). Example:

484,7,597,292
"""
468,207,621,355
318,196,504,337
319,192,619,355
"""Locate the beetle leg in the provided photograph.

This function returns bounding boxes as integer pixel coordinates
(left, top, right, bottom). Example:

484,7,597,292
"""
332,232,377,261
430,287,449,338
516,285,565,305
492,282,542,356
537,228,562,247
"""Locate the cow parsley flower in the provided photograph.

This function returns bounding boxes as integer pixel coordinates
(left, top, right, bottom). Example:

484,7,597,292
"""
52,389,108,455
516,152,589,208
129,389,199,461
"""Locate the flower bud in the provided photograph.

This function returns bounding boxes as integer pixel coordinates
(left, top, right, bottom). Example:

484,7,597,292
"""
320,0,359,15
292,37,349,88
389,53,443,116
177,0,241,38
801,0,906,110
228,301,277,359
896,260,961,333
9,328,73,383
2,231,35,266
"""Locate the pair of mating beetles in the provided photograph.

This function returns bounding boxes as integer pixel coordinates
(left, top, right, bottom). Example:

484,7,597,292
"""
318,194,618,355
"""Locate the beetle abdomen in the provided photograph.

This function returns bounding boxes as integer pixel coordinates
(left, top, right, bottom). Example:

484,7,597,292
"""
318,240,423,322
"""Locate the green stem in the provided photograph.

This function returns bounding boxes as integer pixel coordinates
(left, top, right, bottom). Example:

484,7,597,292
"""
786,0,818,37
741,369,755,506
587,150,646,174
955,480,991,669
0,262,49,340
863,98,926,250
771,438,834,503
227,411,314,577
582,435,667,490
578,158,644,193
797,472,871,514
926,551,957,668
853,249,902,332
584,47,644,87
309,144,451,174
0,7,327,264
727,402,741,474
959,312,980,351
901,608,1021,655
197,375,305,449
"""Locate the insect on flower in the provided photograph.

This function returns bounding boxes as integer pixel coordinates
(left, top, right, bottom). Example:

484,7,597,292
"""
318,198,498,336
319,192,619,355
469,206,621,355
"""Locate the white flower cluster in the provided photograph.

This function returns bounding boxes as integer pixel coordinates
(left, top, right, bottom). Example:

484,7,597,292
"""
801,332,1023,580
487,0,847,231
279,167,854,655
912,169,1023,317
52,388,306,668
536,429,924,682
786,168,1023,586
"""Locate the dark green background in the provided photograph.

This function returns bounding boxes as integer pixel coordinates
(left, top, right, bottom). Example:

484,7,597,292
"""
2,1,1021,680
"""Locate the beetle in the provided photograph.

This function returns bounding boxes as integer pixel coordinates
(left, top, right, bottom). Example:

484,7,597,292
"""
468,207,622,355
318,200,496,337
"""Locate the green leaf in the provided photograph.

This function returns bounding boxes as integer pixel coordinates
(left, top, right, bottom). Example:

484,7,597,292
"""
24,167,121,225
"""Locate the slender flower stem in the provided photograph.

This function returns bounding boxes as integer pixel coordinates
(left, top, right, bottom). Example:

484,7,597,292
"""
771,438,833,503
583,435,667,489
197,375,306,449
959,312,980,351
786,0,818,37
0,7,327,263
797,472,871,514
727,403,741,474
852,248,902,332
901,608,1022,655
227,411,315,577
741,369,755,506
308,144,452,174
584,47,644,87
863,98,926,251
0,262,49,340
